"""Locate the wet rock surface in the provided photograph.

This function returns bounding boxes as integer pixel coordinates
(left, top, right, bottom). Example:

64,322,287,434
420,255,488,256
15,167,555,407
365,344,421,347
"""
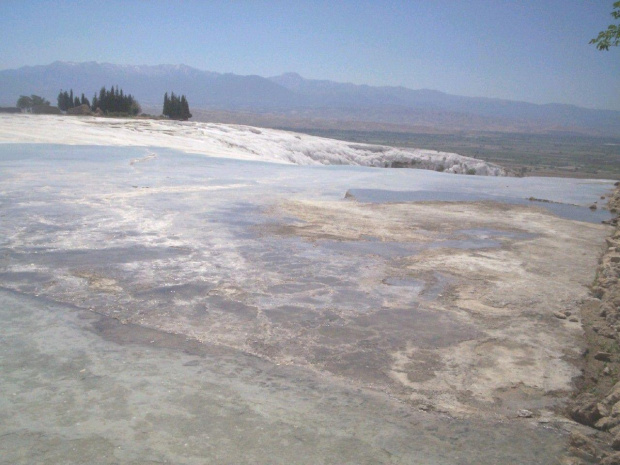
0,143,616,463
0,289,571,464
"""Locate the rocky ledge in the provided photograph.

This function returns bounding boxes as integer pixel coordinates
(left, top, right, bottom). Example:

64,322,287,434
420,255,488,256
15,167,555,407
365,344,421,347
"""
568,183,620,464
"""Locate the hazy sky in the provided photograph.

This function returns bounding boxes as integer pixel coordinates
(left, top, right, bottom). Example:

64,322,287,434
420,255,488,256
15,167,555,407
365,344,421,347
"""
1,0,619,110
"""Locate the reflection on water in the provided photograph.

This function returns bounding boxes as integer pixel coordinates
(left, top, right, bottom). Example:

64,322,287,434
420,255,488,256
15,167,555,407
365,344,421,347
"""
347,188,613,223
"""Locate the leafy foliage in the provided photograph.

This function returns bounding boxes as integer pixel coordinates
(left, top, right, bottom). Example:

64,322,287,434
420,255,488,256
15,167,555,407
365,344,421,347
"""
16,95,50,111
16,95,32,110
163,92,192,120
31,95,50,106
590,1,620,50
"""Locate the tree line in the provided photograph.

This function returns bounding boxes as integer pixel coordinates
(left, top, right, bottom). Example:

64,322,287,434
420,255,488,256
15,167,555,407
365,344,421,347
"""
57,90,90,111
58,86,140,116
16,95,50,111
163,92,192,120
15,87,192,120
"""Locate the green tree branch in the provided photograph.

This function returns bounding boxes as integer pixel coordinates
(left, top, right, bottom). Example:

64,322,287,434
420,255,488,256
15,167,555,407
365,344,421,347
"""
590,1,620,50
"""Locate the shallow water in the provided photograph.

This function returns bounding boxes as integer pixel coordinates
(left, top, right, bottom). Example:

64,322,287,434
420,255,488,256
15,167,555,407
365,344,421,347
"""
0,289,570,465
347,188,613,223
0,143,612,464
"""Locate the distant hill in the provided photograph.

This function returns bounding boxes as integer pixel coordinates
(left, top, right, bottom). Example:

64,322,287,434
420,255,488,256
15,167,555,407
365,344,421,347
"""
268,72,620,135
0,61,295,110
1,61,619,135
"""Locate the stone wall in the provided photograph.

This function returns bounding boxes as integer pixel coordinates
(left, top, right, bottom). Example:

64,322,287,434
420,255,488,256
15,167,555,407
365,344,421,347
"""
568,183,620,463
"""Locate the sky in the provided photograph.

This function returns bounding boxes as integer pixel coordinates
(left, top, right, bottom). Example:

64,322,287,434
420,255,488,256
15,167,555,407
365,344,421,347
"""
1,0,619,110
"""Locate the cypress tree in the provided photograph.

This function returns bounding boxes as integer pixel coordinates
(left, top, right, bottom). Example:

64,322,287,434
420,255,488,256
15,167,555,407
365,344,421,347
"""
57,90,75,111
181,95,191,120
52,86,137,114
99,87,106,107
163,92,192,120
57,90,65,111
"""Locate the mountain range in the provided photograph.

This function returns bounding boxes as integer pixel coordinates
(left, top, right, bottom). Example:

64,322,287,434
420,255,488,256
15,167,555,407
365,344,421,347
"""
1,61,619,135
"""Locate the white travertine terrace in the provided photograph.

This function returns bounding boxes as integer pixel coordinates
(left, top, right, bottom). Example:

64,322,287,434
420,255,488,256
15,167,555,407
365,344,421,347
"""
0,114,507,175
